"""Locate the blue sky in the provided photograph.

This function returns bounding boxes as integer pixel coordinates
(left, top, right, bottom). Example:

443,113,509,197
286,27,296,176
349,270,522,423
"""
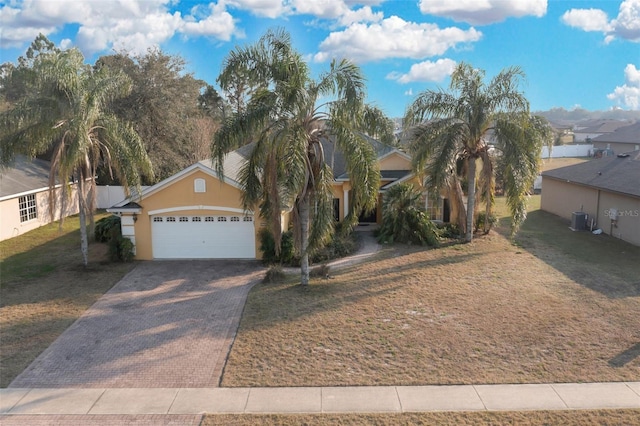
2,0,639,118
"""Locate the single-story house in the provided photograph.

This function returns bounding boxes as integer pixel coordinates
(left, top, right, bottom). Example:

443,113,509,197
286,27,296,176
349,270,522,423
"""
591,122,640,156
108,136,454,260
0,156,79,241
541,151,640,247
573,119,634,143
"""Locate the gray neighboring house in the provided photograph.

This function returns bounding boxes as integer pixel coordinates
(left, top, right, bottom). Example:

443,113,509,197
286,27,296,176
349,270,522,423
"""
541,151,640,247
0,156,79,241
591,122,640,156
573,119,635,143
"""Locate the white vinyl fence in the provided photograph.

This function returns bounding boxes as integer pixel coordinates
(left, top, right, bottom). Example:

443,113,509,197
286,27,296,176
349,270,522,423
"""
541,144,593,159
96,186,149,209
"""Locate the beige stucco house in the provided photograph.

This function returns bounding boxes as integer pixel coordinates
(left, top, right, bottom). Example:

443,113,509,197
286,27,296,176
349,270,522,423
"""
541,151,640,247
0,156,79,241
108,135,451,260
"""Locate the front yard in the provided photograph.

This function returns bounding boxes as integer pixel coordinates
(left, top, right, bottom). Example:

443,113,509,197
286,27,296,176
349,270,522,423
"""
221,195,640,387
0,214,136,387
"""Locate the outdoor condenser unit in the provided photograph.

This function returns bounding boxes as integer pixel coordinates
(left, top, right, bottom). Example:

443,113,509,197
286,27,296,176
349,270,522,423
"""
571,212,587,231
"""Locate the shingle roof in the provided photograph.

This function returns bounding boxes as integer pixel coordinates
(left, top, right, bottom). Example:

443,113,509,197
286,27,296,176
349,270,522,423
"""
591,122,640,144
320,133,396,178
541,151,640,198
0,156,52,199
574,119,635,131
199,149,247,183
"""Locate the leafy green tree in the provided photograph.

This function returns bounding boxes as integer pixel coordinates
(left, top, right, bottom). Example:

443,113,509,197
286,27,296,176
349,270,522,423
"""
213,28,393,285
198,84,229,120
96,49,207,182
404,62,552,241
377,183,439,246
1,34,60,112
1,44,153,266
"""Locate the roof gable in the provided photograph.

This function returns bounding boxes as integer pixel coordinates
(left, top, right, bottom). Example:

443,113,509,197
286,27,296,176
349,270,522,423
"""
542,152,640,198
112,159,242,208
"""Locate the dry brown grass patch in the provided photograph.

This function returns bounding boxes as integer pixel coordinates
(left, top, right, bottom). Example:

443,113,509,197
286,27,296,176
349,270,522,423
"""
202,410,640,425
222,210,639,386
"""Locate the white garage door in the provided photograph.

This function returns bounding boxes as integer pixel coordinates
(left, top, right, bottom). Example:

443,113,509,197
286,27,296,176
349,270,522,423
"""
151,215,255,259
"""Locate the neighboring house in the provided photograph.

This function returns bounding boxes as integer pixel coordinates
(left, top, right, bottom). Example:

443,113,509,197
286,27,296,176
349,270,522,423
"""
591,122,640,156
547,120,574,144
108,136,453,260
541,151,640,247
573,119,634,143
0,156,79,241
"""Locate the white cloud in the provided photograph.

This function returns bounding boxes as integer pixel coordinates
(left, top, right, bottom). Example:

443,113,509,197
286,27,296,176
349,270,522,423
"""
418,0,547,25
613,0,640,41
182,2,238,40
561,8,612,32
314,16,482,63
387,58,457,83
607,64,640,110
562,0,640,43
225,0,290,18
0,0,241,54
291,0,382,25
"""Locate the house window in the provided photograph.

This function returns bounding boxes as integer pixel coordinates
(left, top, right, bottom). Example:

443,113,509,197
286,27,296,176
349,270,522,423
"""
179,216,189,222
424,191,442,221
194,178,206,193
243,216,253,222
153,217,163,222
192,217,201,222
19,194,37,222
217,217,227,222
205,216,215,222
230,216,240,222
333,198,340,221
166,217,176,222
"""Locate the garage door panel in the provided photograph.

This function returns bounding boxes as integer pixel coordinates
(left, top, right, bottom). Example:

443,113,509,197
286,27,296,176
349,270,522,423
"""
151,215,255,259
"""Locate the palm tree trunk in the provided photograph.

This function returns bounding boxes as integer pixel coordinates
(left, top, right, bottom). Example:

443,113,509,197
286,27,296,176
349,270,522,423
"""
77,179,89,267
465,157,477,243
298,193,311,286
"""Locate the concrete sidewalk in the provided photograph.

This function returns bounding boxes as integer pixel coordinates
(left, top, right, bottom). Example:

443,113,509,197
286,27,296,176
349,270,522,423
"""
2,382,639,418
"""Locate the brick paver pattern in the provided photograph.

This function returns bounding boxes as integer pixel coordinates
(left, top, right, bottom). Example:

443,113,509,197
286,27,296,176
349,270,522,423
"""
9,261,264,388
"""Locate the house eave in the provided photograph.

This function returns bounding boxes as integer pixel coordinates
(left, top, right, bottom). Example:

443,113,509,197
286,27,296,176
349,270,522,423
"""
0,182,72,202
541,175,640,199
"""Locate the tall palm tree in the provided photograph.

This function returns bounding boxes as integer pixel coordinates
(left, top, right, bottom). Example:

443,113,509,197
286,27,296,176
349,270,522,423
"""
213,28,393,285
404,62,551,242
1,47,153,266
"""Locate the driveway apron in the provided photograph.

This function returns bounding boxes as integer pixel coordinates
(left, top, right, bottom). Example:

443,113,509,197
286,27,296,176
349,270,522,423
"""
9,260,264,388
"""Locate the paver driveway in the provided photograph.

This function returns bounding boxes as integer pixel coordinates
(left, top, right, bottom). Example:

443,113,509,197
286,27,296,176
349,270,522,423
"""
9,260,264,388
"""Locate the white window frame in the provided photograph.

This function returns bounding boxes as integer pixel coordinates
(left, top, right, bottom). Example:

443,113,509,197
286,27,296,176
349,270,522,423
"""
19,194,37,222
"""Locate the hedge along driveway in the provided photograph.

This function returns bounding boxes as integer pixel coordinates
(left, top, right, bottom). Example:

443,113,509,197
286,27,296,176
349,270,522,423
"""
10,260,264,388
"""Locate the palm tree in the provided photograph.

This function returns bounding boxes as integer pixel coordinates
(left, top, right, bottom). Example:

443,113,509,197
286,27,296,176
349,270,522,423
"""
404,62,551,242
377,183,439,246
1,46,153,266
213,28,393,285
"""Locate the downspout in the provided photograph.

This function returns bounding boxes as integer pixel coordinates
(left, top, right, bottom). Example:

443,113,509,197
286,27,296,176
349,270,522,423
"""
595,189,600,231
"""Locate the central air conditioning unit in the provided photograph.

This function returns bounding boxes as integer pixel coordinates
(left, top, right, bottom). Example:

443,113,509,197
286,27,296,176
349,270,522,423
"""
570,211,587,231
